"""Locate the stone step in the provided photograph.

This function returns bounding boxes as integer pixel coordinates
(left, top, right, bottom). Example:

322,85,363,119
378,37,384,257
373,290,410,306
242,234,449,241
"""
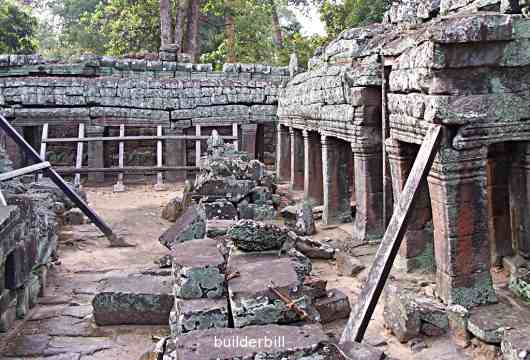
164,324,328,360
92,273,173,326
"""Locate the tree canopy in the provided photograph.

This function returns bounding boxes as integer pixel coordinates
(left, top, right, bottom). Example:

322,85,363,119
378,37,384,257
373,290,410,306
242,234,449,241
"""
16,0,390,67
0,1,38,54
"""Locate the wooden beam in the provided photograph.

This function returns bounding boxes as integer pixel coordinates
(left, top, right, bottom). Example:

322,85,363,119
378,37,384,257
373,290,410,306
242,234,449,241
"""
74,123,85,188
0,162,51,181
55,166,197,175
154,125,166,191
113,124,126,192
43,135,238,143
340,125,442,344
38,123,48,181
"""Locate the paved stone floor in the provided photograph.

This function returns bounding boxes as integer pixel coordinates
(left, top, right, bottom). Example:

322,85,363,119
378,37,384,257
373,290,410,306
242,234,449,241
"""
0,184,474,360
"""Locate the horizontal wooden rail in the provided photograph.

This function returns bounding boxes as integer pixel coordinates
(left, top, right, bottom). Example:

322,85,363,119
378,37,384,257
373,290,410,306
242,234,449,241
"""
43,135,238,143
0,162,51,182
55,166,198,175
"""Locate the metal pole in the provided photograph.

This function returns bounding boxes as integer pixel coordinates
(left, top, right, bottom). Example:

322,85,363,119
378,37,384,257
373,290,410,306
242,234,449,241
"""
0,115,129,247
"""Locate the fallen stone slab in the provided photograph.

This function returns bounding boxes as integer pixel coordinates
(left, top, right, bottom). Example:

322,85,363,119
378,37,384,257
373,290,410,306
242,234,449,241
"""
163,324,328,360
202,199,238,220
92,273,173,326
280,205,298,226
227,251,308,327
170,297,229,336
509,267,530,303
314,289,351,324
159,204,207,249
227,219,289,251
336,253,365,277
294,235,335,260
295,203,316,236
172,238,226,299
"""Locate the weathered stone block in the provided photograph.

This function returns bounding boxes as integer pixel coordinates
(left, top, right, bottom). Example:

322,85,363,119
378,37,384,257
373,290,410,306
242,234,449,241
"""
237,202,277,221
172,238,226,299
227,251,308,327
161,196,184,222
63,209,85,225
159,205,207,250
295,203,316,236
314,288,351,324
194,177,256,203
227,220,289,251
336,253,365,277
201,199,238,220
92,273,173,326
169,297,228,335
164,324,327,360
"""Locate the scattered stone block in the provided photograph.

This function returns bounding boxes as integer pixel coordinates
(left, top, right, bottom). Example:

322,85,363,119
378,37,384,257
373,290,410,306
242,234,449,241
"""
509,267,530,303
161,196,184,222
164,324,328,360
202,199,238,220
172,238,226,299
336,253,365,277
448,304,471,348
501,327,530,360
227,251,308,327
92,273,173,326
238,202,277,221
194,177,256,203
227,220,289,251
287,248,313,282
159,204,207,249
314,289,351,324
169,298,228,335
280,205,297,226
383,283,448,343
155,254,173,269
303,276,328,301
295,236,335,259
250,186,273,205
295,203,316,235
63,208,85,225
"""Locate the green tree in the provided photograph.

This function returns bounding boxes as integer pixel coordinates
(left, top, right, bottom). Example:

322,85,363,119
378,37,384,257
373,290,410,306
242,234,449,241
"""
316,0,390,39
0,1,38,54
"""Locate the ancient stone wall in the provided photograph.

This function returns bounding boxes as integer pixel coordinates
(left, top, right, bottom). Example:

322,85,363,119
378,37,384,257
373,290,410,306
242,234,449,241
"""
0,56,289,181
277,0,530,310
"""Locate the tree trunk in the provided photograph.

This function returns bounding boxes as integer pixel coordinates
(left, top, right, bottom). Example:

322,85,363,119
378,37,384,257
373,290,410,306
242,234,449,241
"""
185,0,200,62
270,0,283,49
225,7,236,63
160,0,173,47
174,0,188,52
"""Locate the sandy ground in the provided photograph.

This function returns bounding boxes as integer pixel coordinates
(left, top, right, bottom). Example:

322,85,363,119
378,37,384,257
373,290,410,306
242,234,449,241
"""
0,183,470,360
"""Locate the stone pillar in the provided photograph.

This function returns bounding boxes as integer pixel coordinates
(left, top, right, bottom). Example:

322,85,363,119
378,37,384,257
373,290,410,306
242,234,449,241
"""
276,124,291,181
428,146,496,307
322,135,352,225
387,139,434,272
241,124,258,159
86,125,105,184
509,142,530,260
352,144,384,243
303,130,323,205
165,127,187,182
487,143,513,265
290,127,304,191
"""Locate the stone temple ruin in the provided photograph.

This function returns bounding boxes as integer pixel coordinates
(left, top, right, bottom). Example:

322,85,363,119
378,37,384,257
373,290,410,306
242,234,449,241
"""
1,0,530,359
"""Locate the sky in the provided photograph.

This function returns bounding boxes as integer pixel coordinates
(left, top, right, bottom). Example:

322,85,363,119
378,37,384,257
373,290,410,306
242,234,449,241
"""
289,5,327,36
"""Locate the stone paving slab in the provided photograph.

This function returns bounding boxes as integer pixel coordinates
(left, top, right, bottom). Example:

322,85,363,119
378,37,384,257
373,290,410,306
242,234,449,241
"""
164,324,328,360
92,273,173,326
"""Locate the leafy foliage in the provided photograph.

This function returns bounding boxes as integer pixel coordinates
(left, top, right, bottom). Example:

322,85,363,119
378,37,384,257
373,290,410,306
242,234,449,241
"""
0,1,38,54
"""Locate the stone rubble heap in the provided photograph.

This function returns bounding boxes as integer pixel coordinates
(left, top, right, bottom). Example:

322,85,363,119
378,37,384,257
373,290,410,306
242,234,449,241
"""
0,147,75,332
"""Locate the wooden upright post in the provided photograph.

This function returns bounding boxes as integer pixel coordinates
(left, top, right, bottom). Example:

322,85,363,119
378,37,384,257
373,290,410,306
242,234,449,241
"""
113,124,126,192
38,123,48,181
154,125,166,191
74,123,85,188
233,123,239,151
195,125,202,167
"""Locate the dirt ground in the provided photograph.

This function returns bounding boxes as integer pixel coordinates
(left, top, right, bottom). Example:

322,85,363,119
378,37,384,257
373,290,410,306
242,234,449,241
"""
0,183,469,360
